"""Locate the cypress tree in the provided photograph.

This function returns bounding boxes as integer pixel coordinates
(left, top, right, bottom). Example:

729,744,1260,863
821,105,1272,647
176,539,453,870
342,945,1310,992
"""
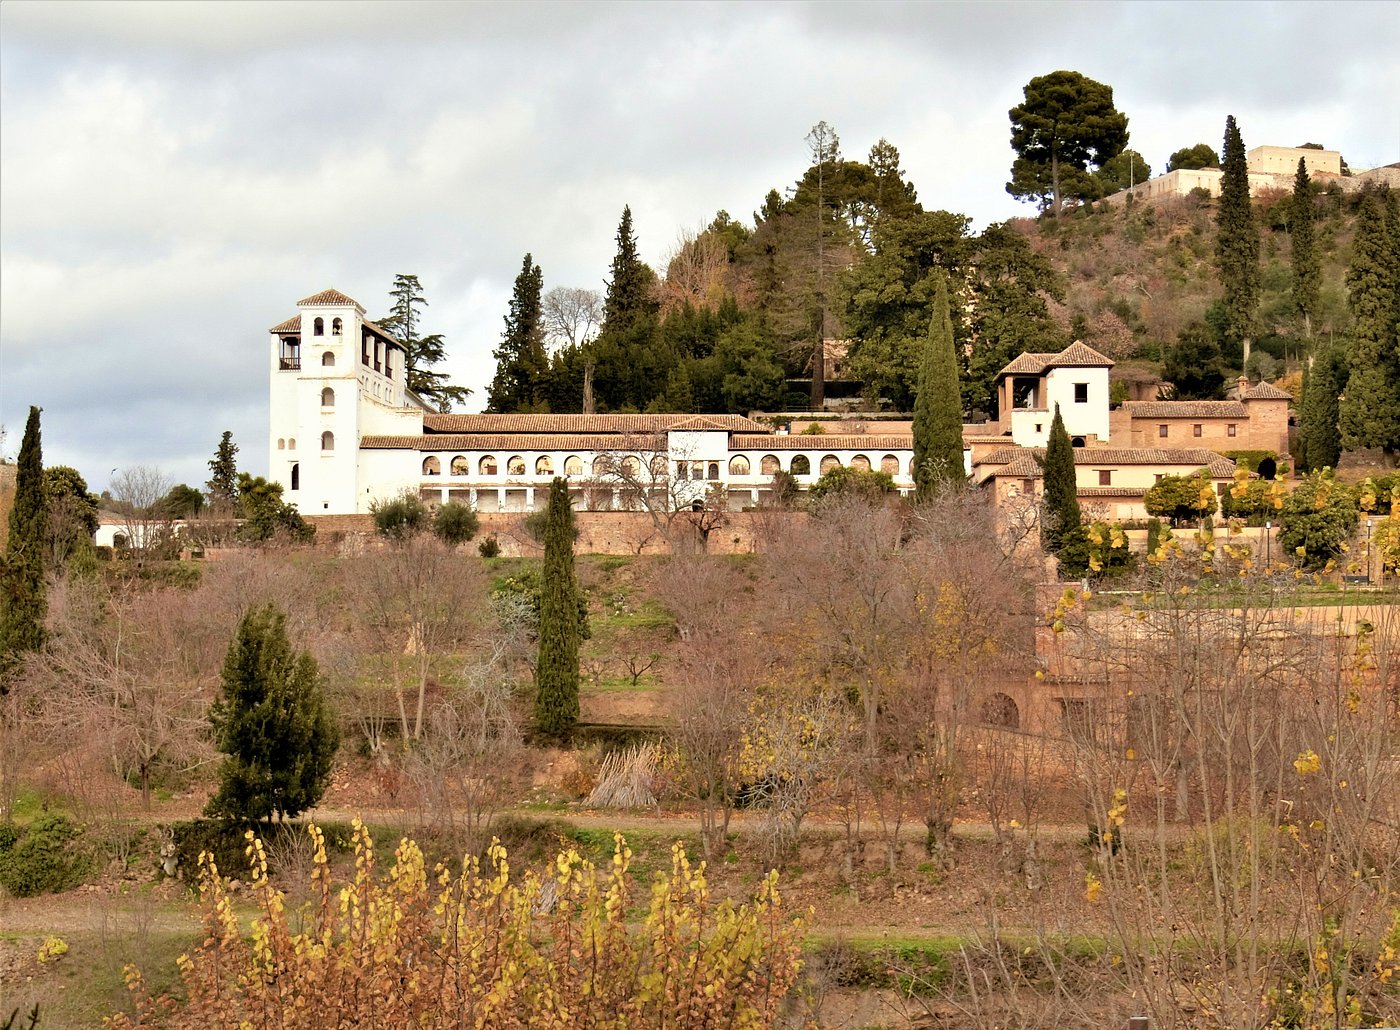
206,430,240,507
1216,115,1260,362
912,271,965,499
535,478,580,738
1290,158,1320,339
206,604,338,823
1339,192,1400,454
1040,403,1081,555
0,406,47,690
486,253,549,413
1299,351,1341,471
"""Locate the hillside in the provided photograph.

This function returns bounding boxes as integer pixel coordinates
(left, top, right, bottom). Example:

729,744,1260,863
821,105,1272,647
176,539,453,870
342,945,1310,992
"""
1012,184,1367,380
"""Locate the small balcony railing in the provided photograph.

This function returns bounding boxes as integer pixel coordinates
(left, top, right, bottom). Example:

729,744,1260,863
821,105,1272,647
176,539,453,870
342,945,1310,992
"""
279,357,302,371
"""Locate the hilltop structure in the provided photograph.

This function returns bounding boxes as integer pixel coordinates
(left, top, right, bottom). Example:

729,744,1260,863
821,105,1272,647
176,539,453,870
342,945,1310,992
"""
268,291,1290,523
1101,144,1399,207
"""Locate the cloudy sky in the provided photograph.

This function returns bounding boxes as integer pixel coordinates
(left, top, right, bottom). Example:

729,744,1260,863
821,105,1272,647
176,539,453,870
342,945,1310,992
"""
2,1,1396,493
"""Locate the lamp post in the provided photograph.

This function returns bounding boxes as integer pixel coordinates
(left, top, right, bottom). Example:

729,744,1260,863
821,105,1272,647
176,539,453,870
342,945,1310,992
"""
1265,519,1272,569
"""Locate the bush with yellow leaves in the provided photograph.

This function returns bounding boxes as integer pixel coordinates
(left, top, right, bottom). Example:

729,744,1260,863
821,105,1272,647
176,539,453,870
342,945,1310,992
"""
109,821,805,1029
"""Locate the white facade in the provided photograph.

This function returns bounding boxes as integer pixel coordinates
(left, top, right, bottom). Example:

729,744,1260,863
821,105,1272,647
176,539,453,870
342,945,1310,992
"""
269,289,423,515
997,342,1115,448
265,293,1264,521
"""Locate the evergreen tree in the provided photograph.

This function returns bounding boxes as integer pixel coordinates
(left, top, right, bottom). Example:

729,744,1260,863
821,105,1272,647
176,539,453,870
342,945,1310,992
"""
589,208,665,410
379,274,472,412
912,272,964,498
0,406,46,690
535,478,580,738
1216,115,1260,361
1299,350,1341,471
1290,158,1320,338
206,430,239,507
206,605,338,823
1006,70,1129,216
486,254,549,413
1040,404,1081,556
1339,192,1400,454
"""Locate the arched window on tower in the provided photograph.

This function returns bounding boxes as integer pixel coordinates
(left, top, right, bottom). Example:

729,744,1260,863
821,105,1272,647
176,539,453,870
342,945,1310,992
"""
536,456,554,475
290,463,300,491
881,454,900,476
321,387,335,407
819,454,840,474
850,454,871,471
791,455,811,476
288,438,296,450
277,438,285,450
564,455,583,477
479,455,498,475
331,317,343,335
322,351,335,367
729,456,750,476
507,455,526,476
423,457,441,476
313,317,325,336
761,455,780,476
451,455,469,476
321,431,335,451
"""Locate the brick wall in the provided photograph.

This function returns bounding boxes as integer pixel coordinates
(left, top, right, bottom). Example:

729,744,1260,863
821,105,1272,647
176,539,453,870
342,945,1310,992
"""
306,509,809,556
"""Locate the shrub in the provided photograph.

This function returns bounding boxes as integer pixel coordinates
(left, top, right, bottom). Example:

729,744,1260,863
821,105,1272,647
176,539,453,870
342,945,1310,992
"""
1056,522,1137,581
808,466,896,506
434,501,479,545
1145,470,1218,526
1279,472,1359,570
370,491,430,539
0,815,95,897
112,822,805,1028
477,535,501,558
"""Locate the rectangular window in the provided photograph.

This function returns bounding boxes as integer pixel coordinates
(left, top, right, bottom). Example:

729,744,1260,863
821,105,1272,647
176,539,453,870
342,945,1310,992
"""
1098,470,1112,486
1074,383,1089,403
1228,424,1237,437
1158,424,1169,438
1021,478,1034,495
1193,424,1203,437
1155,474,1164,483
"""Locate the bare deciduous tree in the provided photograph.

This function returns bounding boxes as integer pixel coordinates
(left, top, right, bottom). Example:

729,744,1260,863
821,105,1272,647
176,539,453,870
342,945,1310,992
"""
357,534,486,740
541,286,602,351
110,465,175,553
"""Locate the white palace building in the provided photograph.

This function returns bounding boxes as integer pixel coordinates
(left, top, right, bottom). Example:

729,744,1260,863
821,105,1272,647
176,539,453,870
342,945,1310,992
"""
268,289,1285,520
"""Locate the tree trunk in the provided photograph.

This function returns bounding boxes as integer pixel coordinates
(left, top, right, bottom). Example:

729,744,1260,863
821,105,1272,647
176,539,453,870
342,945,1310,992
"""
1051,148,1062,218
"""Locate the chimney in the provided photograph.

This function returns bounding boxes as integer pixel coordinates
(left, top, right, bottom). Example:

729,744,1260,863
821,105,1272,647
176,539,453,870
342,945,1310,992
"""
1238,374,1250,397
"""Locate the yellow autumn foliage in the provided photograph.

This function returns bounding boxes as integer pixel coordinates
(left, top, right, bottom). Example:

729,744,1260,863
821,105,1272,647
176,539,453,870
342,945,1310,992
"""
109,821,805,1029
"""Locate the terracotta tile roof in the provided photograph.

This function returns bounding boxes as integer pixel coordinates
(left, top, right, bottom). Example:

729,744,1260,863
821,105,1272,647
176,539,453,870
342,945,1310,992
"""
298,288,361,308
1047,341,1115,368
997,352,1057,376
1122,400,1247,418
362,434,663,451
1243,380,1292,400
269,315,301,334
422,413,767,434
979,446,1237,479
360,318,404,347
996,341,1114,378
729,434,913,450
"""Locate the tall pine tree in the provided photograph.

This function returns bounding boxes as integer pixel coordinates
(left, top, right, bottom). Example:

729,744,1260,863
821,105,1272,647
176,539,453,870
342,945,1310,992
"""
1339,192,1400,454
1298,350,1341,472
205,604,338,823
589,207,665,411
912,272,964,498
1217,115,1260,362
0,406,47,691
380,274,472,412
1290,158,1320,339
486,254,549,413
1040,403,1081,556
535,478,580,738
